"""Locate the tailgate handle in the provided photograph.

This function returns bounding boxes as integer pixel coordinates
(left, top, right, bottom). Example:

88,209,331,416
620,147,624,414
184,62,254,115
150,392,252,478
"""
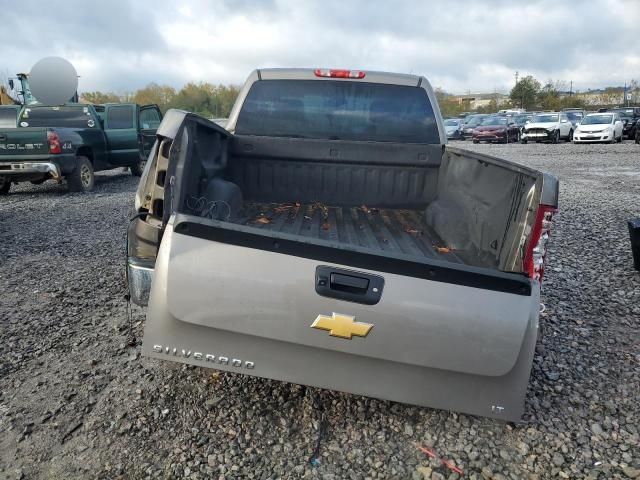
330,273,369,293
315,266,384,305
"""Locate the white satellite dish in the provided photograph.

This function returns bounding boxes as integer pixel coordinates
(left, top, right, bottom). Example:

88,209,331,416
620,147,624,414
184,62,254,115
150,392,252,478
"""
29,57,78,105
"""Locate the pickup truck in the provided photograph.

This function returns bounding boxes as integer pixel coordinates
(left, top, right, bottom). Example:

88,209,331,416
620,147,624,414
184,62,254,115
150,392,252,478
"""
127,68,559,421
0,103,162,194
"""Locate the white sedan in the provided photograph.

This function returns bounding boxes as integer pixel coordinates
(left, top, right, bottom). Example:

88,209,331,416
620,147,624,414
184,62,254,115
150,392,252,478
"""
573,113,624,143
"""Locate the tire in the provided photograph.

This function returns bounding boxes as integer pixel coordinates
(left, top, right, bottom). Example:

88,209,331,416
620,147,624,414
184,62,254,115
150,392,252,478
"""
0,176,10,195
635,131,640,144
568,129,574,142
517,130,522,142
609,134,616,144
472,139,480,144
67,156,95,192
551,130,560,144
520,139,528,144
130,156,146,177
616,132,622,143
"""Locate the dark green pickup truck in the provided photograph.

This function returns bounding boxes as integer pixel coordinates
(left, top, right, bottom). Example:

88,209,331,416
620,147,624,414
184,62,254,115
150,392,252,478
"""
0,103,162,193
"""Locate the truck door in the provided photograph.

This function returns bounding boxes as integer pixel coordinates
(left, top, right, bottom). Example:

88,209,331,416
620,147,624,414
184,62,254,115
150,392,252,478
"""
104,104,139,166
138,105,162,160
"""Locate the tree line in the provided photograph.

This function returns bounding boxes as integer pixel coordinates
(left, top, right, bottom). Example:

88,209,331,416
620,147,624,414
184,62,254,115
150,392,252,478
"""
80,82,241,118
436,76,639,118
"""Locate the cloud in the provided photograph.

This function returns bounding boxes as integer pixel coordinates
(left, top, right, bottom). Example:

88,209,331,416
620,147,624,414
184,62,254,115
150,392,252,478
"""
0,0,638,95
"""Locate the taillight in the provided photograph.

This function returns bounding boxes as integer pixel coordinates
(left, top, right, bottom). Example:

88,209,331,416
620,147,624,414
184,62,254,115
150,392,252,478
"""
314,69,366,79
524,204,557,282
47,131,62,154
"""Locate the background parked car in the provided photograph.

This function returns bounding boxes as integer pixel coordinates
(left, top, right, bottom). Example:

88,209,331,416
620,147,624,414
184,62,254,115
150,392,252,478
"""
472,115,520,143
605,107,640,139
521,112,573,143
460,114,489,139
511,113,533,137
444,118,464,140
573,112,623,143
563,109,585,133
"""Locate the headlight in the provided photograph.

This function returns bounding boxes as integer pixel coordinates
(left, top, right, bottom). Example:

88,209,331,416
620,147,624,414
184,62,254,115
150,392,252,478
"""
547,127,555,132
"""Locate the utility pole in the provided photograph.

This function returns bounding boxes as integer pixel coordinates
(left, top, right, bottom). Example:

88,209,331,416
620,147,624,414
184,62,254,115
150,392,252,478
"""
514,71,519,86
569,80,573,97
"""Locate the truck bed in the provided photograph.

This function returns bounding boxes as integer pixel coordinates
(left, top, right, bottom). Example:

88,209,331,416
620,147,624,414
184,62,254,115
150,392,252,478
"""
229,201,465,264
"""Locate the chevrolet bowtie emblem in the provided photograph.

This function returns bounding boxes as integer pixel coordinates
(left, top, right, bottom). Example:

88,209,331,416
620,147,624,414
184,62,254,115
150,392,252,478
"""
311,313,373,339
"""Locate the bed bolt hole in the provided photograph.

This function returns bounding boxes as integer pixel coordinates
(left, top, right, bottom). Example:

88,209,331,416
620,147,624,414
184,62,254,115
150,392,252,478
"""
428,269,436,277
273,241,280,249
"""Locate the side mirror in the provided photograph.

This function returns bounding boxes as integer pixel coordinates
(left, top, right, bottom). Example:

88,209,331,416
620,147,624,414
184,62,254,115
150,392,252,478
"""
8,79,14,90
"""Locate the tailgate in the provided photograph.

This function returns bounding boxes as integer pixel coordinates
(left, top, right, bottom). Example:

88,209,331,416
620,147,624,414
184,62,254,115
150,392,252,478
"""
0,128,49,156
155,217,535,378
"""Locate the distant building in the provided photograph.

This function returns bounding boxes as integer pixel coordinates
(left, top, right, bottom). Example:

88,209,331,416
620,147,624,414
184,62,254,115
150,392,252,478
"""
450,93,510,110
564,87,639,107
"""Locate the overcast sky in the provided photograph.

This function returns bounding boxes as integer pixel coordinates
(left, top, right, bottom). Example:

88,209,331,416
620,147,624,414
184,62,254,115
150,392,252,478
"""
1,0,638,95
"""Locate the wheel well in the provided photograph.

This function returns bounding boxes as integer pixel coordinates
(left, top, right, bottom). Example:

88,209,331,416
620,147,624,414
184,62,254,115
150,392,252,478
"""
76,147,93,163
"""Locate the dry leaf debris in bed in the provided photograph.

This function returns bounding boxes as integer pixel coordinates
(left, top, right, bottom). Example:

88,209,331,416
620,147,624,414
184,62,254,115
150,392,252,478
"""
360,205,379,215
404,227,422,235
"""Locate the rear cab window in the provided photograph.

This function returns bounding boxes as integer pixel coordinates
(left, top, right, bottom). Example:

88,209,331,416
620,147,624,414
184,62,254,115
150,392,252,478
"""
0,108,18,128
235,80,440,143
106,105,135,129
19,106,97,128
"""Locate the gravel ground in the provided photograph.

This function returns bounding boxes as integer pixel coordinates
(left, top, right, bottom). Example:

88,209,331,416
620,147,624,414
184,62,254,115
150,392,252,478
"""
0,142,639,480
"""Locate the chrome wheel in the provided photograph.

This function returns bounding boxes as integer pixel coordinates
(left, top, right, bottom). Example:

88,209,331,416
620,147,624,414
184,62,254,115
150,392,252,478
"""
80,164,92,187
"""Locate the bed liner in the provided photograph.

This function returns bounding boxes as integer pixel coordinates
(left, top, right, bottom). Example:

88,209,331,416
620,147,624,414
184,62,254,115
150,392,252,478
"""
228,201,465,264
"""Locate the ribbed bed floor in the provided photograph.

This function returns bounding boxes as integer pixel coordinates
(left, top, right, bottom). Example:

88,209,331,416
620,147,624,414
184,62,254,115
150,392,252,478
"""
231,201,464,264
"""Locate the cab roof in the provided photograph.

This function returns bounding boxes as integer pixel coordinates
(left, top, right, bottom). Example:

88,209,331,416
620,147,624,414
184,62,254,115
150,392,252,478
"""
256,68,423,87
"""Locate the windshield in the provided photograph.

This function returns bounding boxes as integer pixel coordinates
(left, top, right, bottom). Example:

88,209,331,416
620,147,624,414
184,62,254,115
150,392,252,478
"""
480,116,508,126
463,115,487,127
444,119,460,126
236,80,440,143
19,106,96,129
532,114,559,123
609,109,633,119
513,115,531,125
0,108,18,128
581,114,613,125
566,112,583,121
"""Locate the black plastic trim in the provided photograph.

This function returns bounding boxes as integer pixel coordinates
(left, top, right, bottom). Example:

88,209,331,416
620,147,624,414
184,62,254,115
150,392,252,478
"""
173,217,532,296
316,265,384,305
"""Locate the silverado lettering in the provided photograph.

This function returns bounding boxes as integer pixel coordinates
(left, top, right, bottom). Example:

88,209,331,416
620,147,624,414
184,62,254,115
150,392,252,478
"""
152,345,255,369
